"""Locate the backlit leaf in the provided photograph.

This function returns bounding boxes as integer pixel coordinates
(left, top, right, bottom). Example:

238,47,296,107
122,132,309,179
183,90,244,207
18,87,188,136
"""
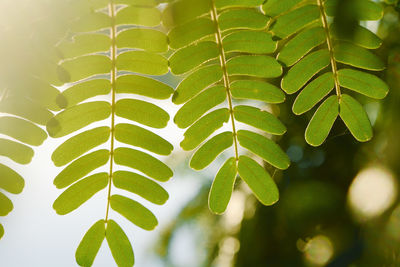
47,101,111,138
0,164,24,194
113,171,169,205
110,194,158,230
180,108,230,151
114,148,173,182
52,127,110,167
174,86,226,128
238,155,279,205
54,150,110,189
281,49,330,94
337,69,388,99
0,138,34,164
293,72,335,115
305,95,339,146
237,130,290,170
115,124,173,155
115,99,169,129
190,132,233,170
76,220,106,267
234,105,286,135
339,94,373,142
209,157,237,214
106,220,134,267
53,173,108,215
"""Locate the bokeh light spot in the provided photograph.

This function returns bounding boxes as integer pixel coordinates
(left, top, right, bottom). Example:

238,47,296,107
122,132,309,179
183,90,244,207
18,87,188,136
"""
348,166,397,221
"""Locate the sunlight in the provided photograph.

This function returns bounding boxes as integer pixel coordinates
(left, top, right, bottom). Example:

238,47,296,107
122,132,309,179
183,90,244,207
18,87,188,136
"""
348,166,397,221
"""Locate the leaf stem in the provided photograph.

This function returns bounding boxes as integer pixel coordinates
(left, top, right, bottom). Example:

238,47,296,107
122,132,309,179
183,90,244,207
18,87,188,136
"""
105,0,117,223
210,0,239,163
317,0,341,101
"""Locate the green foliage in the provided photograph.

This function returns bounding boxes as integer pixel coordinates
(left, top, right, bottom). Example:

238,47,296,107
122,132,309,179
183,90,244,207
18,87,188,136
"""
47,1,173,266
0,0,392,266
273,0,388,146
165,0,290,215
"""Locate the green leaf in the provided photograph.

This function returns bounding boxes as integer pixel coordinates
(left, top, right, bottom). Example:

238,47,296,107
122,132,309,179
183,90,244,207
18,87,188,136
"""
237,130,290,170
0,224,3,239
116,6,161,27
0,116,47,146
174,86,226,128
0,192,13,216
70,12,111,33
114,148,173,182
110,195,158,230
238,155,279,206
0,164,25,194
331,24,382,49
116,0,157,7
162,0,212,28
116,75,173,100
76,220,106,267
277,26,325,67
209,157,237,214
337,69,389,99
223,30,277,54
305,95,339,146
0,97,53,125
271,5,320,39
339,94,373,142
61,55,111,83
219,9,268,31
113,171,169,205
52,127,110,167
58,33,111,59
47,101,111,138
181,108,230,151
334,43,385,71
167,17,215,49
172,65,223,104
233,105,286,135
169,41,219,75
230,80,285,103
325,0,383,21
0,138,34,164
53,173,108,215
115,124,173,155
281,49,330,94
190,132,233,170
117,29,168,53
59,79,111,108
106,220,134,267
293,72,335,115
215,0,263,8
115,99,169,129
262,0,303,17
116,51,168,75
226,55,282,78
54,150,110,189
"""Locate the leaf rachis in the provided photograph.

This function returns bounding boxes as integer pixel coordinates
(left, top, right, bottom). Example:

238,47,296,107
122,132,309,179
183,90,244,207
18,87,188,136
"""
210,0,239,164
317,0,341,101
105,0,117,224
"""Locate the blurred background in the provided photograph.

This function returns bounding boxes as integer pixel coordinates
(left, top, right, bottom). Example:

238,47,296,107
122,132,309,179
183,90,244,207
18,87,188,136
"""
0,0,400,266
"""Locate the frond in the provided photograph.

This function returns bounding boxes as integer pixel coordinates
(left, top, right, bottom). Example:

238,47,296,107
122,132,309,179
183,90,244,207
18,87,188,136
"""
165,0,290,214
47,1,173,266
270,0,388,146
